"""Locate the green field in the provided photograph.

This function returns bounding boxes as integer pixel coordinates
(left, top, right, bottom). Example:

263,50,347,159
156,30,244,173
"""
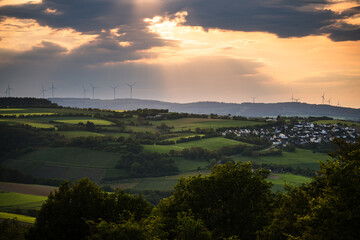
313,119,360,126
0,112,56,117
2,147,121,183
151,118,265,132
98,132,131,138
17,147,120,168
0,192,46,212
0,212,36,224
57,131,105,138
54,118,114,125
233,148,327,170
127,125,159,133
173,158,209,172
268,173,312,192
165,133,205,142
0,119,56,129
144,137,251,153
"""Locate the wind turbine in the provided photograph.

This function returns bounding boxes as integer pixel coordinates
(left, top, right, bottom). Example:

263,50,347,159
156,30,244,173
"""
49,82,56,98
327,98,331,105
110,85,118,99
90,84,97,99
82,86,88,98
337,100,341,107
321,92,325,104
5,84,13,97
251,96,257,104
126,81,137,99
290,93,295,102
41,85,48,98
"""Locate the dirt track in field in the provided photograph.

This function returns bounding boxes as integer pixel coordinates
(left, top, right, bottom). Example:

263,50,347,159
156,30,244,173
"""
0,182,58,196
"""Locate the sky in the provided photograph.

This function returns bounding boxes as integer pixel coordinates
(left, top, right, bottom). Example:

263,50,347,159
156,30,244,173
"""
0,0,360,108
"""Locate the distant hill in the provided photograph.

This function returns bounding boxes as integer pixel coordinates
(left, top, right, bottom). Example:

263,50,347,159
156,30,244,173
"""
50,98,360,120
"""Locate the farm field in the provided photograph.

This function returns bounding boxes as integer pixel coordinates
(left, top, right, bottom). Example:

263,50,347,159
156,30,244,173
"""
312,119,360,126
53,118,114,125
0,192,46,213
143,137,251,153
0,182,57,196
152,118,266,131
232,148,327,170
2,147,121,183
0,119,56,129
165,133,205,142
17,147,120,168
0,212,35,224
269,173,312,192
173,158,208,172
57,130,105,138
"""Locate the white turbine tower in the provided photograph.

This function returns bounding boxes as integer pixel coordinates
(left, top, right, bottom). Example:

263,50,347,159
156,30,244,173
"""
41,85,48,98
251,96,257,104
126,81,137,99
49,82,56,98
321,92,325,104
110,85,118,99
90,84,98,99
290,93,296,102
82,85,88,97
5,84,13,97
5,84,14,97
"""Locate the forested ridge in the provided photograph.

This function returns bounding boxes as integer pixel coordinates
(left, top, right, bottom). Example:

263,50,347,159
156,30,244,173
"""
2,139,359,240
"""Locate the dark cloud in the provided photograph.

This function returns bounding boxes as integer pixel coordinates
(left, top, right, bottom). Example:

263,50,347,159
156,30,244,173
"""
0,0,133,33
0,0,170,65
0,0,359,43
164,0,340,38
328,28,360,41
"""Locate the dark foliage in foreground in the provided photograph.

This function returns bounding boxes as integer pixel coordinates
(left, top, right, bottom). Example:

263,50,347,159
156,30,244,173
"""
26,178,152,240
1,139,357,240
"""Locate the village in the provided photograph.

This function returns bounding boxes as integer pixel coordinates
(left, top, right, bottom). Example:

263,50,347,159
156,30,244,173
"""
221,121,360,147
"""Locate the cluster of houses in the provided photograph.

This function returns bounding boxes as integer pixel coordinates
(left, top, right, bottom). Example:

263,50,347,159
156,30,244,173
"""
221,122,359,147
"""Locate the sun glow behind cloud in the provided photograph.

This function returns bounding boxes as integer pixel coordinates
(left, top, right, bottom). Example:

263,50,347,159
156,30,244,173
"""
142,11,360,106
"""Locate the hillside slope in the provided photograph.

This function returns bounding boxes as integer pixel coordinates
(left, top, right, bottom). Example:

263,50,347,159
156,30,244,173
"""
50,98,360,120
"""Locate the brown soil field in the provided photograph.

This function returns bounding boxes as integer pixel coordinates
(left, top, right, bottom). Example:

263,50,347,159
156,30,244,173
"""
0,182,58,196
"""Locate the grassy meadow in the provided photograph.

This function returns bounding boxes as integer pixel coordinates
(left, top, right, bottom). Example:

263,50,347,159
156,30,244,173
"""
268,173,312,192
152,118,265,132
0,212,36,224
312,119,360,126
0,192,46,212
232,148,327,170
143,137,252,154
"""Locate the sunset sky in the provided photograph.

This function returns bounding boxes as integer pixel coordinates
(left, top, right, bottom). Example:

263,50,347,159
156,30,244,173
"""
0,0,360,107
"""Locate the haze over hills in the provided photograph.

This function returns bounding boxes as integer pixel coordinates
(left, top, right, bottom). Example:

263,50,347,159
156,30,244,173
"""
50,98,360,120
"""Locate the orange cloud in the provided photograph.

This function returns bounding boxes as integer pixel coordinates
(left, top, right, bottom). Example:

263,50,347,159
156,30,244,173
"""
0,17,97,51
